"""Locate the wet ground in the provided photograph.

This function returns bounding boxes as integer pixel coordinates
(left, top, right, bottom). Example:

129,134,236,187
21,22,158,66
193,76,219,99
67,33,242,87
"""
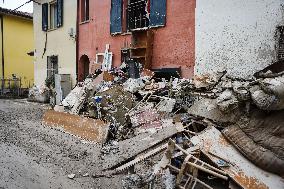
0,99,123,189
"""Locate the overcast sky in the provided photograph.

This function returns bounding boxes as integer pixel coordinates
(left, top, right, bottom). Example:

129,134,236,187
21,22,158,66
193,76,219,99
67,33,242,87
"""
0,0,33,13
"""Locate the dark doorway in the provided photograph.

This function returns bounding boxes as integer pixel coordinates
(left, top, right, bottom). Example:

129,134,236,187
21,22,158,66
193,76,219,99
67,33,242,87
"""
79,55,90,81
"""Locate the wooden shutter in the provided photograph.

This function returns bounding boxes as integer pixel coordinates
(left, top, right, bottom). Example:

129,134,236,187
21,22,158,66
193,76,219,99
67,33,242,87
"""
110,0,122,34
42,3,48,31
57,0,63,27
149,0,166,27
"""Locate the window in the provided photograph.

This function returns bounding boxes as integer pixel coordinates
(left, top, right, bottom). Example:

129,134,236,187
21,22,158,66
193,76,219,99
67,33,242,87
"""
49,2,58,30
110,0,167,34
81,0,89,22
47,56,58,79
42,0,63,31
127,0,149,30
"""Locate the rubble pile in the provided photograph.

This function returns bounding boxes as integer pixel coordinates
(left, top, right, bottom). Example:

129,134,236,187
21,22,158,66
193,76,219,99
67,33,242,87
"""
28,85,50,103
49,63,284,188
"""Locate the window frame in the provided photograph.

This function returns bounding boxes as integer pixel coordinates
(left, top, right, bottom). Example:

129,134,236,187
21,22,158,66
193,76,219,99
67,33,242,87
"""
110,0,167,35
126,0,149,31
47,55,58,79
48,1,58,30
81,0,90,23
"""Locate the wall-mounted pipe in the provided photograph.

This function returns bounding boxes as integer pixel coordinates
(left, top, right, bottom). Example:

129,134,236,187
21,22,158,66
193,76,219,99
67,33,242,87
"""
0,15,4,79
76,0,79,83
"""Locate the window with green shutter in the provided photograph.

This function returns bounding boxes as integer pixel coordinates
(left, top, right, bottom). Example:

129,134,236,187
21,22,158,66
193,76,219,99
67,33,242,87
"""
42,3,48,31
42,0,63,31
110,0,122,34
149,0,166,28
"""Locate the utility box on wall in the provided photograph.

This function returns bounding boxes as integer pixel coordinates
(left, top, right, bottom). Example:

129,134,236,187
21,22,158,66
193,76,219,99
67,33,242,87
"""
55,74,72,105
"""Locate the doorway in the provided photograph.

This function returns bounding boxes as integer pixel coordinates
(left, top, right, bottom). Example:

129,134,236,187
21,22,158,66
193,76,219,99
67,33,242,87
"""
79,55,90,81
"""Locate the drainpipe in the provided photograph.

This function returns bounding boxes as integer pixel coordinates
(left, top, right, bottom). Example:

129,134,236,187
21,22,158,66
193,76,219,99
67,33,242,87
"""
0,15,4,79
76,0,79,83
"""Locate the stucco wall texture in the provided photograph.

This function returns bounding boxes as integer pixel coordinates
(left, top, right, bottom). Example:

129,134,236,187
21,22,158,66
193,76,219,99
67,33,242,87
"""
78,0,195,80
33,0,77,87
195,0,284,79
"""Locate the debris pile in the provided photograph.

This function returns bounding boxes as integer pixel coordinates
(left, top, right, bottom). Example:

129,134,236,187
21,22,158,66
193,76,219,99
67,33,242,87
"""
28,85,50,103
42,62,284,188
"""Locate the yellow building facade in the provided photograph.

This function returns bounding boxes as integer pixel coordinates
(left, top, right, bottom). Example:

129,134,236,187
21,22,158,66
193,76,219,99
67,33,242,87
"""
0,8,34,88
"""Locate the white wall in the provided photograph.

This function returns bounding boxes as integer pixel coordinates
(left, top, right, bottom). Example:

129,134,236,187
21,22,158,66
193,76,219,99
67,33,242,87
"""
33,0,77,87
195,0,284,79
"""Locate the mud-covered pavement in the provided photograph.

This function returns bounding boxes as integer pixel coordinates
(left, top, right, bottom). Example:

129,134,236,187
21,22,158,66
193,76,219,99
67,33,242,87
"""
0,99,123,189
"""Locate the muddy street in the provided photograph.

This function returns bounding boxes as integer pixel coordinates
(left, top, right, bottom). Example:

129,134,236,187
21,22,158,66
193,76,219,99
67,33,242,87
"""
0,99,122,189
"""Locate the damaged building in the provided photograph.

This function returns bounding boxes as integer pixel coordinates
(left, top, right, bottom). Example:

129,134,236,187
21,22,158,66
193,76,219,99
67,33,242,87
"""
77,0,195,81
30,0,284,189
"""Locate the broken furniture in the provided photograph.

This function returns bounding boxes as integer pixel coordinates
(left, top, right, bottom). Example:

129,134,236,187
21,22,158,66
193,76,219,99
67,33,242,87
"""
160,139,228,189
96,44,113,71
130,30,154,69
120,30,154,78
190,126,284,189
42,110,109,143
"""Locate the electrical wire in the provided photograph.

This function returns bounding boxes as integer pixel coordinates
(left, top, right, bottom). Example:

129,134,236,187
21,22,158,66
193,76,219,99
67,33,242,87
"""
13,0,32,11
13,0,41,11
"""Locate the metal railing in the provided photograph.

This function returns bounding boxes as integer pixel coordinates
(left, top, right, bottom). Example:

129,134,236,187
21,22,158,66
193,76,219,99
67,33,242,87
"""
0,78,22,97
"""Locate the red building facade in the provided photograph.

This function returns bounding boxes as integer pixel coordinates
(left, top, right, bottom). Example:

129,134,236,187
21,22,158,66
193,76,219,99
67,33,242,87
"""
78,0,195,81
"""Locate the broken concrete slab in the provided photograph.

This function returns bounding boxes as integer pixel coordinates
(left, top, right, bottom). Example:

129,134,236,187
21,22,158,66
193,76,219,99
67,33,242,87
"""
70,73,104,114
188,98,243,125
61,86,82,108
156,98,176,113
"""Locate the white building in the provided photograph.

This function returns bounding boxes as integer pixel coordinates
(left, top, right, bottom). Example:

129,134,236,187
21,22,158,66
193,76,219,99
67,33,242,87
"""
195,0,284,79
33,0,77,87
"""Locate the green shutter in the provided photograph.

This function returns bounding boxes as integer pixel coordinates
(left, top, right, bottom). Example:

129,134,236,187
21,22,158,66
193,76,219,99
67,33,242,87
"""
110,0,122,34
149,0,167,27
42,3,48,31
57,0,63,27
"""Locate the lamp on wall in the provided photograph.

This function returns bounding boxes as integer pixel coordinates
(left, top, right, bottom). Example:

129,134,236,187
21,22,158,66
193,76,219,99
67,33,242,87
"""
68,28,76,38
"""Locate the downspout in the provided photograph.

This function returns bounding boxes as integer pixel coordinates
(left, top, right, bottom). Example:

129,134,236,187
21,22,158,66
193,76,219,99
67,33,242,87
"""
0,15,4,79
76,0,79,83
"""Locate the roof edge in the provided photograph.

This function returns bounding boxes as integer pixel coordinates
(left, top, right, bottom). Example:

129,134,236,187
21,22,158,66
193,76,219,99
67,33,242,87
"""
0,7,33,20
